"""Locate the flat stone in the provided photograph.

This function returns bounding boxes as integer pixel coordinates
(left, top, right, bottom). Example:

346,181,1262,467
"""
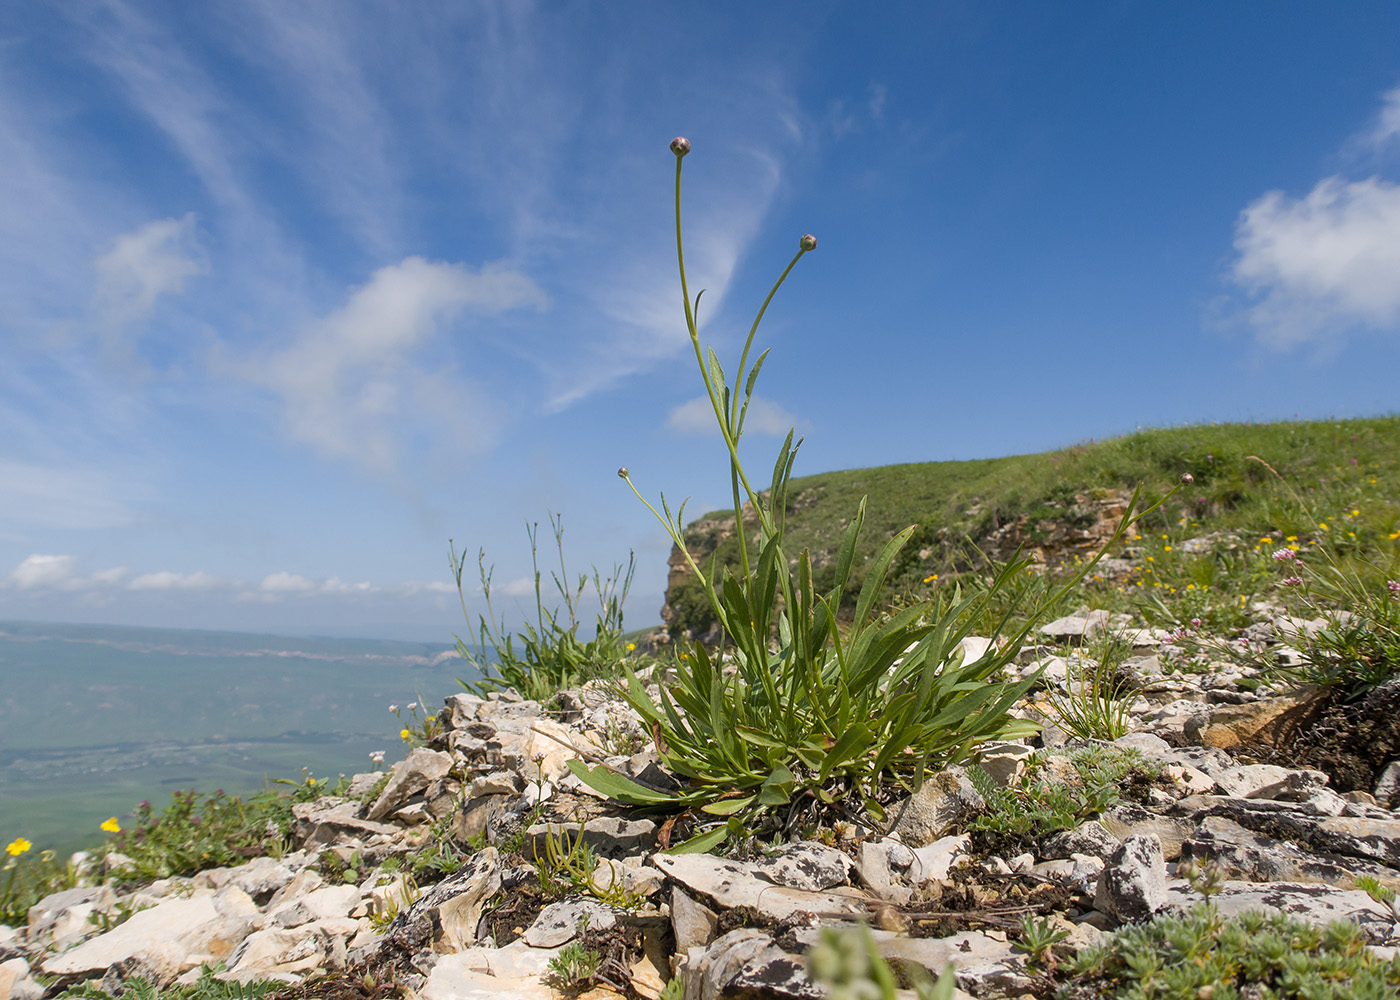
1181,816,1400,889
269,885,361,928
751,842,853,891
652,853,867,923
1158,880,1398,942
291,799,401,846
445,939,565,978
906,835,971,884
41,890,253,978
524,816,657,858
522,899,616,948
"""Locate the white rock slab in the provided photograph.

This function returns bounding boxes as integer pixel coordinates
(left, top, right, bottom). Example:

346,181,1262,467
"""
652,853,867,922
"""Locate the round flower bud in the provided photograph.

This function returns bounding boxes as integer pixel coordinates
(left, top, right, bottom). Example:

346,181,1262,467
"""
670,137,690,157
800,234,817,251
1181,472,1194,484
617,467,629,479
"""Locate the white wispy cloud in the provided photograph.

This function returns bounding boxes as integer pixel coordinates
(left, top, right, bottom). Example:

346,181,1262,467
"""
1231,176,1400,346
93,213,207,333
666,394,798,436
0,460,146,533
226,256,546,476
1365,85,1400,150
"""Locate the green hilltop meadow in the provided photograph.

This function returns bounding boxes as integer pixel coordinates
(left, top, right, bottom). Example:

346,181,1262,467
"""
662,414,1400,639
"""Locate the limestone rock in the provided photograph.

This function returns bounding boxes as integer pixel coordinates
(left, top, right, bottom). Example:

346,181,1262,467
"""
652,853,866,923
1158,880,1399,943
40,890,254,980
671,888,718,955
384,848,501,955
751,841,853,891
1041,820,1120,861
0,958,43,1000
524,816,657,859
522,899,615,948
905,835,971,884
25,885,117,952
292,799,400,846
367,748,454,821
888,769,983,847
1197,694,1310,749
1094,834,1166,922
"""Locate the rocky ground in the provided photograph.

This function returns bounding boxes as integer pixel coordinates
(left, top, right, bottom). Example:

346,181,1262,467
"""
2,610,1399,1000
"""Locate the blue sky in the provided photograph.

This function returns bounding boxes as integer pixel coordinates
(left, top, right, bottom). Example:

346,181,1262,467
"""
3,2,1400,640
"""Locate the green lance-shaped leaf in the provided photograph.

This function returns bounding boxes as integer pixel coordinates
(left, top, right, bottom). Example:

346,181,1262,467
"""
756,761,796,806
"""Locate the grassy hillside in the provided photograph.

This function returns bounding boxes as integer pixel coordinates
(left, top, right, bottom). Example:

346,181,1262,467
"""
665,415,1400,634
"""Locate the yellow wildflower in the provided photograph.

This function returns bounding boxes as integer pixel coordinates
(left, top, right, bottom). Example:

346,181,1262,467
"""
100,817,121,834
923,574,938,583
5,837,30,856
626,642,636,651
1319,523,1329,531
1164,545,1172,552
400,728,412,741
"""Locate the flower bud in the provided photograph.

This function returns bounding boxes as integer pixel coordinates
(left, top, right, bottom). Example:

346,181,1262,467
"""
1181,472,1194,484
800,234,817,251
617,467,629,479
670,137,690,157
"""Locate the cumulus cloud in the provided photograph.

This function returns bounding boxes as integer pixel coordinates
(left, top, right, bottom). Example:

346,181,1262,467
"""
1231,176,1400,346
7,554,78,589
230,256,545,476
257,572,373,597
127,570,219,591
93,213,207,330
666,394,798,436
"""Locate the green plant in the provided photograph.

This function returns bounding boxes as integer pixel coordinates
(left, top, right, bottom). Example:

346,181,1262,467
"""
453,513,638,702
1055,904,1400,999
101,774,328,883
389,698,443,747
55,967,282,1000
547,933,603,991
367,870,419,930
658,973,686,1000
1248,457,1400,699
1043,627,1140,740
967,746,1152,852
1354,875,1397,906
808,923,956,1000
1017,913,1070,970
569,137,1181,851
532,818,642,908
2,838,80,926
